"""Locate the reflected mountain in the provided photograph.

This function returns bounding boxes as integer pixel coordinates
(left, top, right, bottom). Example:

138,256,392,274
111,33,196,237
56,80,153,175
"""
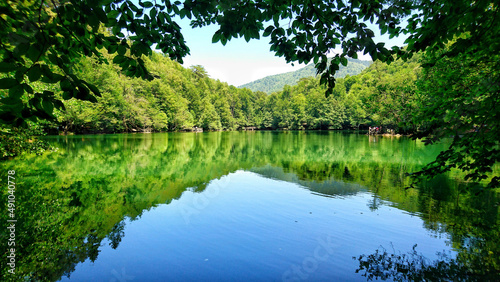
0,131,497,280
251,165,366,197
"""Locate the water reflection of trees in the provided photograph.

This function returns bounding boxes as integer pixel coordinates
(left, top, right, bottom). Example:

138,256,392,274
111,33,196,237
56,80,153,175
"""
355,243,499,281
0,132,497,280
355,244,472,281
355,178,500,280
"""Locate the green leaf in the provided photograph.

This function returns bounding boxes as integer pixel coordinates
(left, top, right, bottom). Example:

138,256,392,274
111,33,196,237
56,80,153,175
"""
0,111,17,123
94,7,108,23
14,68,26,81
212,32,220,43
172,4,179,14
340,57,348,66
29,96,41,110
62,91,73,100
76,85,90,99
150,7,157,18
8,84,24,99
113,55,126,64
21,108,32,119
27,44,41,62
0,96,22,105
263,26,274,37
0,62,17,73
108,44,118,54
381,26,388,35
53,99,65,111
273,14,279,26
48,53,59,65
251,29,260,40
179,8,187,19
142,1,154,8
87,13,100,31
23,83,34,94
220,36,227,46
60,79,72,91
87,94,98,103
42,99,54,115
84,82,101,97
10,103,24,115
28,64,42,82
13,42,30,57
244,31,251,42
40,65,63,83
108,10,120,19
117,44,127,56
0,78,18,89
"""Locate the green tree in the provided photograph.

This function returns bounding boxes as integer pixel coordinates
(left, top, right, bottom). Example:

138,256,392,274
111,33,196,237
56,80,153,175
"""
1,0,189,125
3,0,492,124
1,0,498,186
190,0,500,186
198,96,221,130
411,49,500,188
345,55,420,132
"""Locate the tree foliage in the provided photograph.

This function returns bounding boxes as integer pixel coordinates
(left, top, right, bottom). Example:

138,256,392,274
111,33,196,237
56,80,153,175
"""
191,0,498,92
1,0,499,186
3,0,497,124
52,52,266,133
0,125,54,159
0,0,189,125
410,48,500,188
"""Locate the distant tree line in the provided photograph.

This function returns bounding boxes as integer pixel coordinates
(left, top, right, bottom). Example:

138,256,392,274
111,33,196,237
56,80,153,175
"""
14,50,418,135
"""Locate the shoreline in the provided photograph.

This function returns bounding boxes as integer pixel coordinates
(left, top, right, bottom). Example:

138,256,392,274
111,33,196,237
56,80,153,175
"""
44,129,410,137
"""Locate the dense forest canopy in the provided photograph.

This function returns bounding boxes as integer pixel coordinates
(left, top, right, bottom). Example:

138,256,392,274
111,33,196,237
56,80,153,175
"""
0,0,499,187
2,0,496,124
0,50,418,136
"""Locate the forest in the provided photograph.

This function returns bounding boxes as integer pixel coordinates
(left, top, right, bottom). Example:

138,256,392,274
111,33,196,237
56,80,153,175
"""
0,0,498,188
0,1,499,280
1,48,421,138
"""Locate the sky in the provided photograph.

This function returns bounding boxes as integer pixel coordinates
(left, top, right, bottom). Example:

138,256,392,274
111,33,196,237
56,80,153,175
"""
173,18,408,87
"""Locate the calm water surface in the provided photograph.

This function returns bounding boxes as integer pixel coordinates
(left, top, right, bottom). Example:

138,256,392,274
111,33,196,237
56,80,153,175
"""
0,131,498,281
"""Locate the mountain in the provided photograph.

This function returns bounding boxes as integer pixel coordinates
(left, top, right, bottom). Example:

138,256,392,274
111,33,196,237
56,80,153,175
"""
239,58,371,93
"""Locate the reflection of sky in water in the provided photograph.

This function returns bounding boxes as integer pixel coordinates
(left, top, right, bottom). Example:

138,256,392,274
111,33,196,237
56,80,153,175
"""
61,171,454,281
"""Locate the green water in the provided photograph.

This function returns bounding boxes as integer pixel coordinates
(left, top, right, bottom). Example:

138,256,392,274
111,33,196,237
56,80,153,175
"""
0,131,498,281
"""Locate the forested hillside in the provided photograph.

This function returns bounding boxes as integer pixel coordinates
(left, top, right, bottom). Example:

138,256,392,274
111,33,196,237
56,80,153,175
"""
259,54,420,131
1,45,422,159
239,58,371,93
49,51,265,134
43,51,418,135
1,49,419,140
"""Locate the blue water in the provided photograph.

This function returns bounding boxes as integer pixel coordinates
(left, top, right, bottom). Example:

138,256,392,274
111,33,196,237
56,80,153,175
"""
60,170,453,281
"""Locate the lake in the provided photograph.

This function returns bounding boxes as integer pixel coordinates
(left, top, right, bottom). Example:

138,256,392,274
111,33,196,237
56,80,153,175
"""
1,131,498,281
